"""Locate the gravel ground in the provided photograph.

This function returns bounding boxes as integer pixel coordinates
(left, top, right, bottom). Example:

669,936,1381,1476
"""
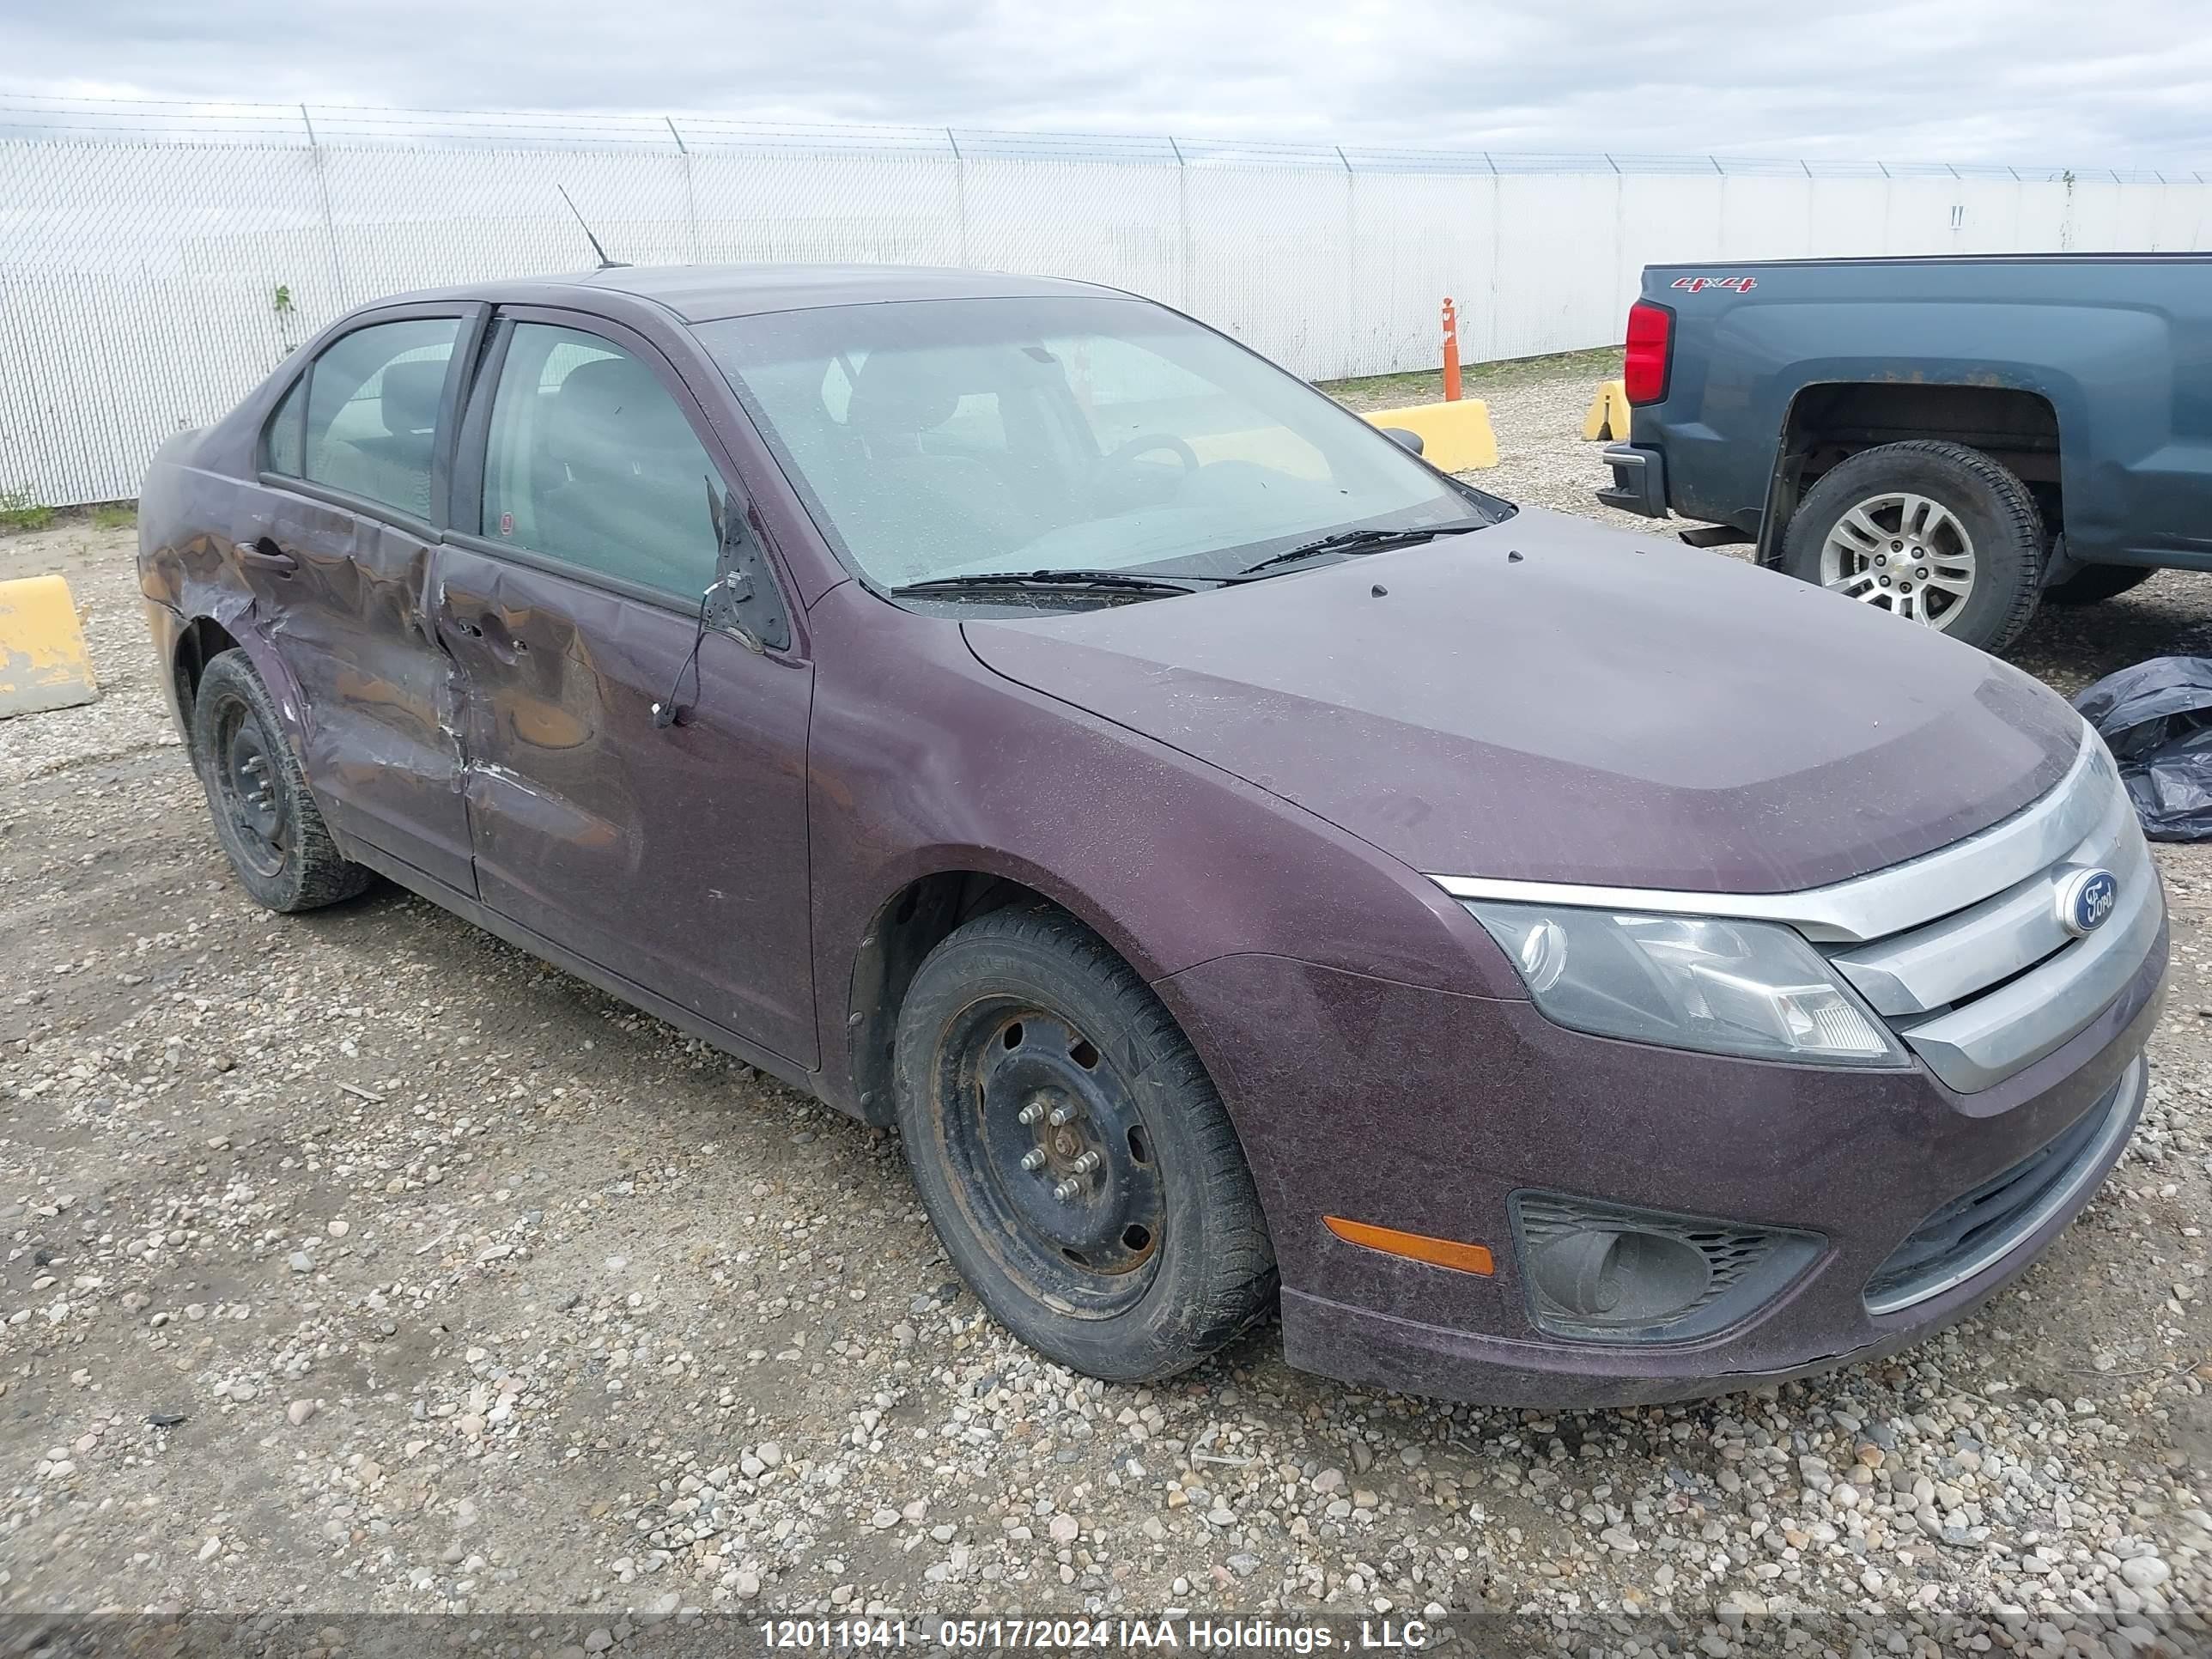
3,373,2209,1655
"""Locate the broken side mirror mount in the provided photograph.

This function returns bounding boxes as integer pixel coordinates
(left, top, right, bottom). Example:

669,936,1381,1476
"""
656,484,794,728
703,480,790,655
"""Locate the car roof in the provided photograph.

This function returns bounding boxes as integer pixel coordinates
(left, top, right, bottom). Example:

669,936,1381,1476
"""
390,263,1131,324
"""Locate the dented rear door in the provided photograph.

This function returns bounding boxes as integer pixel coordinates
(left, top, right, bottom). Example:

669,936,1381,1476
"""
233,304,483,893
252,504,475,891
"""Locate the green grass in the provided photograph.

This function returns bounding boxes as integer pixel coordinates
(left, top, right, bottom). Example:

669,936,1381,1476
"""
0,486,55,534
1319,344,1622,409
90,502,137,532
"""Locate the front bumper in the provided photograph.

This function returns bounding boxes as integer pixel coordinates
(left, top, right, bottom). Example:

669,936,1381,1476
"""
1162,921,2166,1407
1597,441,1668,517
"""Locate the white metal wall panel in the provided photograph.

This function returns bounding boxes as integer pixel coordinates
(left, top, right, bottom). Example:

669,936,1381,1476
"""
2,116,2207,506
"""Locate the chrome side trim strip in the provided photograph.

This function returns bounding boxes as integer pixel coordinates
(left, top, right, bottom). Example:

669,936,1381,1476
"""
1864,1056,2143,1316
1429,726,2109,944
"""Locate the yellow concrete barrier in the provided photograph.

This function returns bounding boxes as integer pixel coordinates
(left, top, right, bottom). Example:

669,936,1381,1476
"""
1361,399,1498,471
1582,378,1632,442
0,574,98,718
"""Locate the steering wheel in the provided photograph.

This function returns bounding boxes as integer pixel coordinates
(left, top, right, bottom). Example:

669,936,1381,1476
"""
1091,433,1200,506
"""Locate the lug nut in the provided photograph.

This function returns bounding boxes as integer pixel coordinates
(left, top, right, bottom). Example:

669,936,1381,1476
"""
1052,1178,1082,1201
1070,1150,1101,1174
1017,1101,1043,1125
1048,1104,1078,1127
1020,1149,1046,1171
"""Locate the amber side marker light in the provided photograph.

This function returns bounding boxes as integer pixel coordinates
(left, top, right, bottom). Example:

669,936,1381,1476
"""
1323,1215,1495,1276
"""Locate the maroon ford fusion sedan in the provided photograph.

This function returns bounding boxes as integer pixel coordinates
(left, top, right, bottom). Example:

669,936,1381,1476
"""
137,264,2166,1406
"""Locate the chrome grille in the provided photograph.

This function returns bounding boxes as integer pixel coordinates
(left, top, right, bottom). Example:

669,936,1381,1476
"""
1821,736,2161,1091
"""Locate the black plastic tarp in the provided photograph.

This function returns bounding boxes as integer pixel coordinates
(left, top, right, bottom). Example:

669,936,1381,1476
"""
2074,656,2212,840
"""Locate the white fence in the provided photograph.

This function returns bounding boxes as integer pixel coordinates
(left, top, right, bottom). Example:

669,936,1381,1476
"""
3,100,2209,507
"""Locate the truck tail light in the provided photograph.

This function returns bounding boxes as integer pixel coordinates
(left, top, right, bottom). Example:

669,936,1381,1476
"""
1623,301,1674,405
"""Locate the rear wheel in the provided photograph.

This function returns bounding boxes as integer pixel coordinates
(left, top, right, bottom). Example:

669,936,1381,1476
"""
191,649,373,913
893,905,1275,1382
1780,440,2044,653
2044,562,2157,605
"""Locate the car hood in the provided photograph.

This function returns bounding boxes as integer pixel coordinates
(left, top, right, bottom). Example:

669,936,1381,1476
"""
961,509,2083,893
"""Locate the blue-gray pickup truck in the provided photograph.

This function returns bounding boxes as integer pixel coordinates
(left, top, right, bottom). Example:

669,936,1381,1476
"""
1599,254,2212,653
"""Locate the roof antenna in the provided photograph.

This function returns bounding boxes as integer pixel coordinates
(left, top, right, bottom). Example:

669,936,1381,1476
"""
556,184,629,270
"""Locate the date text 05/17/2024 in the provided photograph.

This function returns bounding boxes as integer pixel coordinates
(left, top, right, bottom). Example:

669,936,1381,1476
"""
755,1618,1434,1651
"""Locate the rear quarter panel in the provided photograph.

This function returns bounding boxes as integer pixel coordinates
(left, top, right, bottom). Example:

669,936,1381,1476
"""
138,338,316,739
137,434,322,760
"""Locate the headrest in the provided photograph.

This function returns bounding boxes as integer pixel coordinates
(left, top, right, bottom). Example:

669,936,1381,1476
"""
380,359,446,437
845,349,959,438
548,354,700,466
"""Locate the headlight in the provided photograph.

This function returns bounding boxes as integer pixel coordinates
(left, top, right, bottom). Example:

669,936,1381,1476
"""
1465,902,1906,1066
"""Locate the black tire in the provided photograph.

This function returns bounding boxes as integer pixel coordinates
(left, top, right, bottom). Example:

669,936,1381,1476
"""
1780,440,2045,653
190,649,373,913
2044,562,2157,605
893,904,1276,1382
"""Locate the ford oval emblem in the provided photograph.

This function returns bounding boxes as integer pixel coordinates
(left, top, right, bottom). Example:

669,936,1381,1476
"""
2056,867,2119,938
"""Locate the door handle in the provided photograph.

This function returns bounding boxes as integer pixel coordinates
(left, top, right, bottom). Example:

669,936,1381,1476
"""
445,612,528,655
240,538,298,575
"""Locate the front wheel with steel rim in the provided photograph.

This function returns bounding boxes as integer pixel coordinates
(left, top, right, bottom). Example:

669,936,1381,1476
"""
190,648,373,913
1781,440,2045,653
894,905,1276,1382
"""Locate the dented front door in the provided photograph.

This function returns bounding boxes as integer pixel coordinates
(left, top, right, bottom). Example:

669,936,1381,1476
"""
431,544,817,1066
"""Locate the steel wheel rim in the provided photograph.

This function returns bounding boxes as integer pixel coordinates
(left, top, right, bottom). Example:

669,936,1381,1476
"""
937,1000,1164,1318
213,697,288,876
1818,491,1977,629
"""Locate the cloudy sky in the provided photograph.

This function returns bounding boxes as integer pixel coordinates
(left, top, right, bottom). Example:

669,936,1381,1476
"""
6,0,2210,166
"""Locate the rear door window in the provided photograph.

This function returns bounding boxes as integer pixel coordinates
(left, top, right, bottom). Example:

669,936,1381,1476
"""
262,376,307,476
300,318,461,520
479,322,721,603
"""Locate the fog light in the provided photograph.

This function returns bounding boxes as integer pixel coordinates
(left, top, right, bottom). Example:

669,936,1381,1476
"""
1528,1228,1712,1324
1511,1192,1825,1343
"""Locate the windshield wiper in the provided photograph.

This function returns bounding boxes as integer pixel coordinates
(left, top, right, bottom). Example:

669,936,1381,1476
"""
1237,520,1488,578
891,568,1220,598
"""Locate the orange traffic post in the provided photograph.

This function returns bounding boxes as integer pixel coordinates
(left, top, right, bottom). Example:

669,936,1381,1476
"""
1441,296,1463,403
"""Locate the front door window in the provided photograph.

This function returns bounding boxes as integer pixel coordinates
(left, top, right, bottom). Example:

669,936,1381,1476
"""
480,323,721,602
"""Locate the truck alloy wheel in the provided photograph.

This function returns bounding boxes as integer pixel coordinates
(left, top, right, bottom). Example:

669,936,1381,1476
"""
1815,489,1976,628
1781,440,2045,653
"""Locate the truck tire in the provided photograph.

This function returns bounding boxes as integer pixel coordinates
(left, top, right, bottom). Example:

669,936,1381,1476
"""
1780,441,2044,653
893,904,1277,1382
2044,562,2157,605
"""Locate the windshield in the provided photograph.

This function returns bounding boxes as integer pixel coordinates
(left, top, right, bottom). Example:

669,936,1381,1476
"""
699,295,1502,592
